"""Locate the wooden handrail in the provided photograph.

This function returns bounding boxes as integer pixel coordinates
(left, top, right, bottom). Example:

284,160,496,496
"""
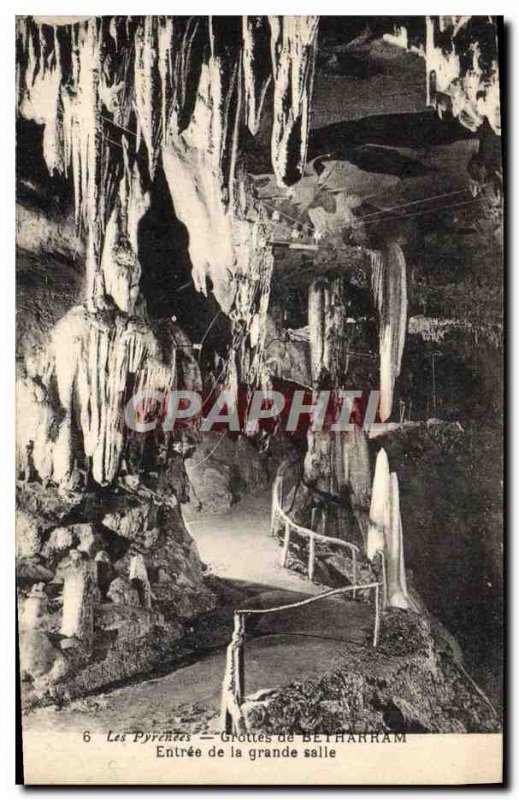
271,475,360,591
221,577,383,734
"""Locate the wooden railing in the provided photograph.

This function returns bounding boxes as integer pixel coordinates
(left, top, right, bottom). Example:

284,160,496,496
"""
270,475,360,590
220,577,384,734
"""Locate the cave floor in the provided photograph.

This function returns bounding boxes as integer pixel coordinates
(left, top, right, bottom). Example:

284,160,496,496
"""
183,489,324,595
23,599,374,735
24,491,378,734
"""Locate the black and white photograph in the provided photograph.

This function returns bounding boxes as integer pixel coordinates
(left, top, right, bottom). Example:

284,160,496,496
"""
13,13,504,785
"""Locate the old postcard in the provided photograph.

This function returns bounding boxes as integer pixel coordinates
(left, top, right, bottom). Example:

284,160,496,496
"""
15,14,504,785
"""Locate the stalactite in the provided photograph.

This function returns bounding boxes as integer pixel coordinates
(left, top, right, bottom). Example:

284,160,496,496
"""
18,19,64,174
371,242,408,422
269,15,319,187
23,306,177,487
384,16,501,134
100,141,150,314
134,16,161,179
242,16,272,136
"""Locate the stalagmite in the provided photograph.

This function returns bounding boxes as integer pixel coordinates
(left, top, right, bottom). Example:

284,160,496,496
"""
371,242,408,421
16,370,56,483
60,549,96,650
269,16,319,186
20,583,48,631
386,472,413,609
367,447,390,561
129,554,152,609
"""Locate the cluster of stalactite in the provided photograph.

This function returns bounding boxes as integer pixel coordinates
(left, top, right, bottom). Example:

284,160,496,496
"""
386,16,501,135
304,274,372,546
16,15,320,485
16,310,201,487
425,16,501,135
16,15,318,312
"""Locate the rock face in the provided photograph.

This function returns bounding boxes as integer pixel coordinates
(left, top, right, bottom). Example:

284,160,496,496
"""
16,482,214,705
184,432,269,513
242,609,500,734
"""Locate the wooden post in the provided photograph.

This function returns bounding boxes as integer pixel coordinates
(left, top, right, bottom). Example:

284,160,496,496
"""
373,583,380,647
380,552,388,609
278,476,284,509
352,550,357,600
220,613,247,734
281,520,291,567
320,507,327,536
308,534,316,582
235,613,245,704
270,478,279,536
220,643,235,734
311,507,319,531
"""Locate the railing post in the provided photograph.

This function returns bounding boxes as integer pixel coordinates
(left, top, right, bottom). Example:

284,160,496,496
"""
352,549,357,600
320,507,327,536
220,612,247,734
308,533,316,582
281,520,291,567
380,552,388,609
270,478,279,536
235,613,245,704
373,583,381,647
311,507,319,531
220,642,235,734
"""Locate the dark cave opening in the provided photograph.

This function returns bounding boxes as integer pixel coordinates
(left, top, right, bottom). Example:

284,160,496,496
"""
137,160,233,362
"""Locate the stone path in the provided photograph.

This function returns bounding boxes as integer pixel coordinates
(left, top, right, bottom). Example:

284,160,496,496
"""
183,490,324,595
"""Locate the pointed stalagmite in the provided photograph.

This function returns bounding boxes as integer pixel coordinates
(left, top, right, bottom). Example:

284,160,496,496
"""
367,447,390,561
386,472,412,609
